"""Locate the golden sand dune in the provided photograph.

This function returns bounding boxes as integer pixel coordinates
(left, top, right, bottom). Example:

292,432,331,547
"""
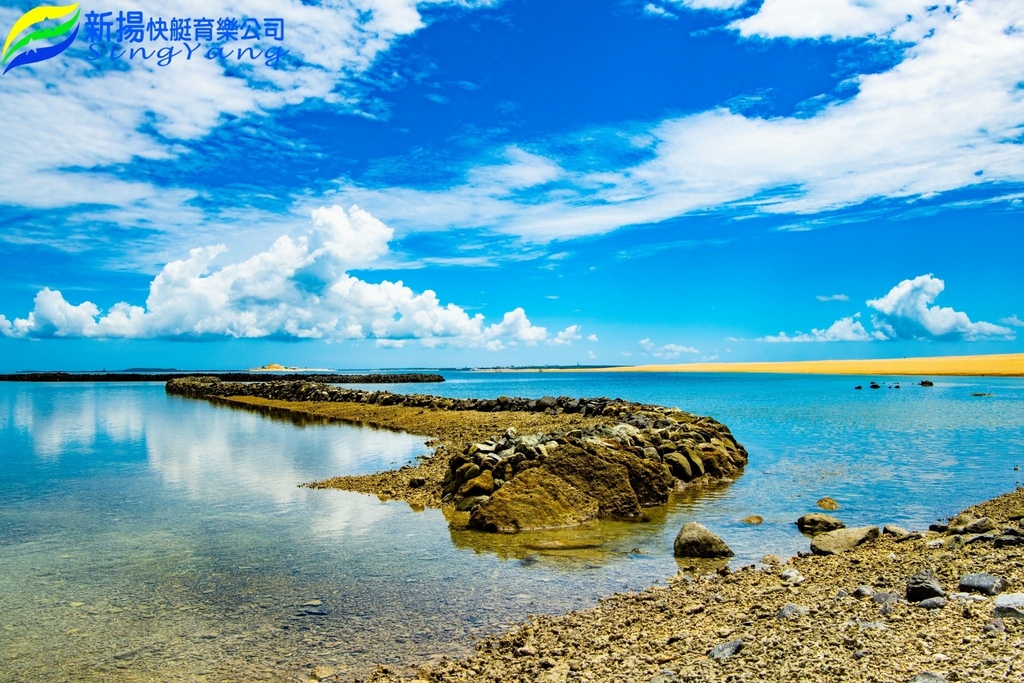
593,352,1024,377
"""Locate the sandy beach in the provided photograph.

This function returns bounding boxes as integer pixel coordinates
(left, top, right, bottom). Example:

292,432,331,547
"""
497,353,1024,377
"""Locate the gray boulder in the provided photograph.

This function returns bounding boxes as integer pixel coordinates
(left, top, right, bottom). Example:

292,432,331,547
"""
917,597,947,610
906,569,945,602
993,593,1024,619
674,522,734,558
959,573,1007,596
810,526,879,555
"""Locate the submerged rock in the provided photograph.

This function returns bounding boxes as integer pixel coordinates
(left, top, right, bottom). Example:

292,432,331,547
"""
816,497,841,511
673,522,734,559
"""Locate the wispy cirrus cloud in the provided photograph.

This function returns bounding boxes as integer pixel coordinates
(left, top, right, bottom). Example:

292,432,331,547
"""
333,1,1024,242
816,294,849,302
0,0,501,252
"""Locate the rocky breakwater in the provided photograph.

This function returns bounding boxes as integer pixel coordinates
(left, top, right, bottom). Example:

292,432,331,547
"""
444,407,748,533
166,377,748,532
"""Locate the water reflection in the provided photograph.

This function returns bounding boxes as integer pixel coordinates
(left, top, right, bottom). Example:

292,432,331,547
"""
4,376,1024,682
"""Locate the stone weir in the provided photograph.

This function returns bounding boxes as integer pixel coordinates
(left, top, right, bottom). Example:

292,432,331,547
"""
166,376,749,532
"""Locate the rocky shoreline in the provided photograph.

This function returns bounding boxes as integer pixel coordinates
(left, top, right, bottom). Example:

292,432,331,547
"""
355,487,1024,683
164,377,1023,682
165,377,748,530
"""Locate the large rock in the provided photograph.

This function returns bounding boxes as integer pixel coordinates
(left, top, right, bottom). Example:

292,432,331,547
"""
468,468,598,533
541,444,672,519
796,513,846,535
458,469,494,498
993,594,1024,619
673,522,734,558
959,573,1007,596
810,526,879,555
906,569,945,602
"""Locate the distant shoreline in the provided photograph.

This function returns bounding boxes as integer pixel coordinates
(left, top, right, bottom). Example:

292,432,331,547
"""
476,352,1024,377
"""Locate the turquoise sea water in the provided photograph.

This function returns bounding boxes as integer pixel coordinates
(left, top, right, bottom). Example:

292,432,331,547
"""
2,373,1023,681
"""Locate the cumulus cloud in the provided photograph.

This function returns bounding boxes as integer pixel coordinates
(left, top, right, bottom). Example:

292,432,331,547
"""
866,274,1014,341
759,316,882,343
587,333,599,342
0,205,567,349
550,325,582,346
639,338,700,358
816,294,850,302
760,274,1014,342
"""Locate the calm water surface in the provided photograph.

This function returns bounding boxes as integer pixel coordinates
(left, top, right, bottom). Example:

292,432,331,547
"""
2,373,1023,681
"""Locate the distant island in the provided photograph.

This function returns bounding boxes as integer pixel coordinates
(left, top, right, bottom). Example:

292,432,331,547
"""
249,363,335,372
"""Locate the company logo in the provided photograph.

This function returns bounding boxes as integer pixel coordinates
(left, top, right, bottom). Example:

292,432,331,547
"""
2,3,81,75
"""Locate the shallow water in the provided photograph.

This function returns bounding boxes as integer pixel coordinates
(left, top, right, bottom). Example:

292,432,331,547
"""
1,374,1023,681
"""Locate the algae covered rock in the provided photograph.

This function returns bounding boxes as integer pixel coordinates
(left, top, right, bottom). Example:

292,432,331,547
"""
816,497,841,511
468,468,599,533
673,522,734,558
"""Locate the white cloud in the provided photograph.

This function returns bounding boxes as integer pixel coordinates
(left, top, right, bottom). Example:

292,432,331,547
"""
866,274,1013,341
759,316,881,343
638,338,700,358
468,147,564,191
0,0,496,246
550,324,582,346
643,4,676,19
730,0,927,40
761,274,1014,343
673,0,746,10
587,333,599,342
1001,314,1024,327
332,1,1024,242
816,294,849,302
587,350,597,360
0,205,565,348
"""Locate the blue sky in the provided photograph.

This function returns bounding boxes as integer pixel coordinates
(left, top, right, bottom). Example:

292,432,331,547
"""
0,0,1022,370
